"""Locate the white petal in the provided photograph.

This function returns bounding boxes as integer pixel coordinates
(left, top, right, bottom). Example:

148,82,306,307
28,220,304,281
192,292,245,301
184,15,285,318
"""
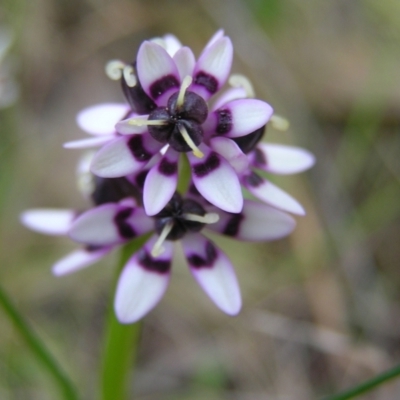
52,247,111,276
243,173,305,215
211,87,247,111
69,204,121,245
76,103,129,135
204,29,225,51
222,99,273,138
143,148,178,216
208,200,296,241
21,209,75,235
192,37,233,99
91,136,160,178
254,143,316,174
163,34,182,56
183,234,241,315
189,145,243,213
173,47,196,81
63,135,114,149
69,203,152,246
209,137,249,174
137,41,180,104
114,236,172,324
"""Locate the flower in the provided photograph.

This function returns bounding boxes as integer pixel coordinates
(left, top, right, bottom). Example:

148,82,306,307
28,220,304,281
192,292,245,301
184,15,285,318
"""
22,174,296,323
65,31,274,215
189,75,316,216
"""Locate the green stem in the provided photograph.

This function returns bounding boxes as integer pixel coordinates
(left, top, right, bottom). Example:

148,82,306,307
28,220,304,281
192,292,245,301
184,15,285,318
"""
0,284,79,400
322,364,400,400
100,236,149,400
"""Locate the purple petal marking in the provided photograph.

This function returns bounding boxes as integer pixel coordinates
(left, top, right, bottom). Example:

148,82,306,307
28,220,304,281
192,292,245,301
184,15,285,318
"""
252,143,316,174
242,172,306,215
91,135,162,178
114,235,172,324
173,47,196,81
21,209,76,235
52,247,111,276
192,37,233,100
143,147,178,216
76,103,130,135
63,135,114,149
115,115,149,135
214,99,273,138
137,41,181,105
209,137,249,174
207,200,296,241
183,234,241,315
211,87,248,111
69,202,153,246
189,144,243,213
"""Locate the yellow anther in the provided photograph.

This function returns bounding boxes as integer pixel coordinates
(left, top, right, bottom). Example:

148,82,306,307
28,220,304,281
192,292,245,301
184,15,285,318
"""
105,60,126,80
270,115,290,131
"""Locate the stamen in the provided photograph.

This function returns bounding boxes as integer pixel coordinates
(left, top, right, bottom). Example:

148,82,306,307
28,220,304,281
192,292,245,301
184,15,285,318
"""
151,221,174,257
178,125,204,158
105,60,126,80
128,119,168,127
270,115,290,131
229,74,255,98
183,212,219,224
123,65,137,87
176,75,193,109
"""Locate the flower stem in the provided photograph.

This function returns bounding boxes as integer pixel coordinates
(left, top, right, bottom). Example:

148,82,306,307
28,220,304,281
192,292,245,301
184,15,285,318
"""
177,153,191,195
100,236,149,400
0,284,78,400
322,364,400,400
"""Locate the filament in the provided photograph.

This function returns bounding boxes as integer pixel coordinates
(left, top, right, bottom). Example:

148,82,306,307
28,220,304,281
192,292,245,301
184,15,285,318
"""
229,74,255,98
128,119,168,126
178,125,204,158
151,221,174,257
183,212,219,224
176,75,193,109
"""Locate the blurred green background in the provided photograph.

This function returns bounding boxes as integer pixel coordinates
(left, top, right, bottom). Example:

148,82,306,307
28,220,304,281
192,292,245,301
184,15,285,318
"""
1,0,400,398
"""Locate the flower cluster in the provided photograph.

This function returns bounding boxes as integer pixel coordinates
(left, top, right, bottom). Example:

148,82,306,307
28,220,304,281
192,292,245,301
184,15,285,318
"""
22,30,315,323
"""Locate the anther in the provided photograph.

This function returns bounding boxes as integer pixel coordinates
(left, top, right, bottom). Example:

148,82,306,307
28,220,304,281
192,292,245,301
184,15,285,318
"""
229,74,255,98
183,212,219,224
178,125,204,158
151,221,174,257
105,60,126,80
270,115,290,131
176,75,193,109
123,65,137,87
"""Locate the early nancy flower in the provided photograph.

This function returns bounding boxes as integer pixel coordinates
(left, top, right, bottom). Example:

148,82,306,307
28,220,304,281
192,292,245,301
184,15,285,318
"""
65,31,274,215
22,173,296,323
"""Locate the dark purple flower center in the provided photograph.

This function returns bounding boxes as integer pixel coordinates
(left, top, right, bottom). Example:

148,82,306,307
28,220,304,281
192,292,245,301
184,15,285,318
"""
121,62,157,115
154,192,206,240
91,177,142,206
147,91,208,152
232,125,266,154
